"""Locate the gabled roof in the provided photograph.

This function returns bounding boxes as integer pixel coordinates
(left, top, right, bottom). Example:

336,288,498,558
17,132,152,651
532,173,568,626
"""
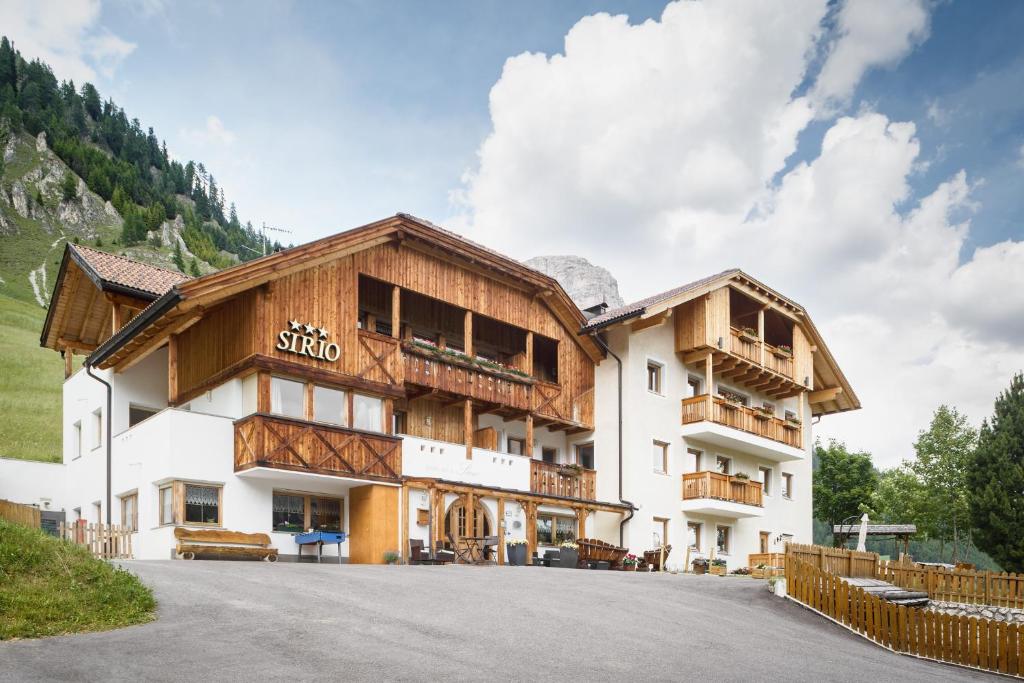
68,244,191,297
88,214,603,368
583,269,741,330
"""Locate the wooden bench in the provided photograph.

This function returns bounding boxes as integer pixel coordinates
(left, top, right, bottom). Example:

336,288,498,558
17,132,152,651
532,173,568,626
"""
174,527,278,562
577,538,628,569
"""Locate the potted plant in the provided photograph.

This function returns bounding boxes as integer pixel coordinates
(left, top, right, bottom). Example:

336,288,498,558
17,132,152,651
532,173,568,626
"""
691,557,708,575
739,327,759,343
753,404,773,421
773,344,793,358
709,558,728,576
622,553,639,571
733,471,750,481
505,538,528,566
557,463,584,478
784,414,801,429
558,540,579,569
383,550,399,565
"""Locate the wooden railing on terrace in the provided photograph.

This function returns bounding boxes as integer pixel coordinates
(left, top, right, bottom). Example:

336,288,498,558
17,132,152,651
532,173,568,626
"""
681,471,763,507
728,327,794,378
786,542,879,578
234,413,402,482
58,522,133,559
532,381,595,429
748,552,786,568
530,460,596,500
403,343,531,411
879,562,1024,610
786,544,1024,677
681,395,802,448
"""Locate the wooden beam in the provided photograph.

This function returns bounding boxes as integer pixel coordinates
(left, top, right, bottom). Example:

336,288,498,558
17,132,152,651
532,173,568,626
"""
809,387,843,404
76,284,100,343
630,310,669,332
684,349,713,365
497,498,505,565
63,349,72,379
111,310,204,373
464,399,473,459
757,308,766,366
704,353,713,415
525,414,534,457
57,337,97,354
391,285,401,339
168,333,179,404
111,303,123,336
525,331,533,376
463,310,473,357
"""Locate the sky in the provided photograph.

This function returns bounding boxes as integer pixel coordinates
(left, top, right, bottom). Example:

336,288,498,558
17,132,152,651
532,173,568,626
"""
2,0,1023,468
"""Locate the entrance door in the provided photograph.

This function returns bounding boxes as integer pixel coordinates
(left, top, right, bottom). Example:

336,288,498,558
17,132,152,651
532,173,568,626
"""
444,497,491,543
759,531,770,554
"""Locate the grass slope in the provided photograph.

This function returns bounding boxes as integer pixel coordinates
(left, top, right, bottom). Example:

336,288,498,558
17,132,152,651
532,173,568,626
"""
0,519,155,639
0,294,69,462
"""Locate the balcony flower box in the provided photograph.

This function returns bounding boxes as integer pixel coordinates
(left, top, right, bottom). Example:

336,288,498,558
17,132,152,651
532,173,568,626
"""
733,472,750,481
738,328,759,344
753,406,773,421
556,463,584,478
772,345,793,359
783,416,801,430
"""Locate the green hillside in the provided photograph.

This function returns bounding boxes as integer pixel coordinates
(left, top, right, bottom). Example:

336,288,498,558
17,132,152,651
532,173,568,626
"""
0,35,271,462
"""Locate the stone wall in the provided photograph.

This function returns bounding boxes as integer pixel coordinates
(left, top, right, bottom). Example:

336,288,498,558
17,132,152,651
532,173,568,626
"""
927,600,1024,624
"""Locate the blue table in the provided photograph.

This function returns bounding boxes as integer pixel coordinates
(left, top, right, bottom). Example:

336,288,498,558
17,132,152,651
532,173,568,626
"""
295,531,347,564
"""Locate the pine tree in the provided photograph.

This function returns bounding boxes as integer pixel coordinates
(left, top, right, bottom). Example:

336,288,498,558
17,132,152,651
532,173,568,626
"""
0,37,16,93
61,170,78,201
172,241,186,272
188,257,200,277
969,374,1024,572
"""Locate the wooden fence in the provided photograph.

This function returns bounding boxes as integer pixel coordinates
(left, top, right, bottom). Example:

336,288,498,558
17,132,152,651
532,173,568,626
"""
786,548,1024,677
0,499,41,527
880,562,1024,610
786,542,878,578
58,522,133,560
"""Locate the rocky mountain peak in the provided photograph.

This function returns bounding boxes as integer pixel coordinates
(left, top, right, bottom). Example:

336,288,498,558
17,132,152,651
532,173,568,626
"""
524,255,624,311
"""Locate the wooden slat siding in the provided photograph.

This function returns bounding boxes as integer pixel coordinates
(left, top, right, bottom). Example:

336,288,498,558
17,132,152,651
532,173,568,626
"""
58,522,133,559
0,499,41,527
681,395,802,449
791,324,814,389
403,345,530,411
529,460,596,500
234,413,402,482
785,545,1024,678
681,471,763,507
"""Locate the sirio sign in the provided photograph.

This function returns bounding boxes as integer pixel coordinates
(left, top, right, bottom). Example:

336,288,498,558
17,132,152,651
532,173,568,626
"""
276,319,341,362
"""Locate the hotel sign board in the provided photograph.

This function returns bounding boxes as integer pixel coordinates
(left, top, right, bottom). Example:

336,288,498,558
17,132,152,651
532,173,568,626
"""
276,319,341,362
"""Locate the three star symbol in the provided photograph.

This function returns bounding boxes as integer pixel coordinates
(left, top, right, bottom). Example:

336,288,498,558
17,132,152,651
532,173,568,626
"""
288,319,329,339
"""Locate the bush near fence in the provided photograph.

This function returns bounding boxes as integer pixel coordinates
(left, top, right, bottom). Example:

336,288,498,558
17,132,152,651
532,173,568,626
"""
0,499,40,528
786,544,1024,677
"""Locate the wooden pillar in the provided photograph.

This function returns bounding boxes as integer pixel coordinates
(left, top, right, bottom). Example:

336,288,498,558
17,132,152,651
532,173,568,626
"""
63,349,73,379
704,351,713,417
464,310,473,357
525,414,534,457
497,498,506,565
257,371,271,412
523,500,537,561
400,485,409,564
383,398,394,435
391,285,401,339
757,307,766,366
168,333,179,405
576,508,587,541
304,382,315,420
464,400,473,459
525,331,534,376
111,304,123,336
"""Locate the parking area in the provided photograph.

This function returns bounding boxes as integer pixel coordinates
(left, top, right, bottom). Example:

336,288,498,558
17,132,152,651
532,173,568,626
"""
0,562,994,681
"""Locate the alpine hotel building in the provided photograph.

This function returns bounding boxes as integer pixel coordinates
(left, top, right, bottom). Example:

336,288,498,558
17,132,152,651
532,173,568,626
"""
19,213,858,565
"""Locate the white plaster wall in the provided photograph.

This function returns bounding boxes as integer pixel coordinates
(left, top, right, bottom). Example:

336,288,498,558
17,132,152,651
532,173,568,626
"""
477,414,580,465
0,457,67,511
184,376,253,420
401,435,529,490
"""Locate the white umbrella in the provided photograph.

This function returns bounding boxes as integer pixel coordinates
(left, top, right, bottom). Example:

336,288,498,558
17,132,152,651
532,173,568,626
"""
856,513,869,552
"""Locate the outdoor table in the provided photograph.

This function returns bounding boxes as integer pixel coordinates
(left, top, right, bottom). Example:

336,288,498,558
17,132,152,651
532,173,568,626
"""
295,531,347,564
458,536,487,564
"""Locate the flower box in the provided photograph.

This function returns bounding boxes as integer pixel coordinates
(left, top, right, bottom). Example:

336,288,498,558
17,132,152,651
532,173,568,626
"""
772,346,793,359
738,328,759,344
753,411,771,421
709,564,727,576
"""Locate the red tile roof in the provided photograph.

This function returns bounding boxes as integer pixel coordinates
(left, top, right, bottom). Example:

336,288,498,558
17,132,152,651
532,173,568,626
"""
70,244,190,297
583,269,741,329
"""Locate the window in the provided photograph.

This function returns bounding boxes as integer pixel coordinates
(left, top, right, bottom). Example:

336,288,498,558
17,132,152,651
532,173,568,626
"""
760,531,770,554
652,440,669,474
272,492,344,533
541,447,557,464
270,377,305,418
128,405,159,427
715,455,731,474
536,514,575,545
507,437,525,456
72,421,82,459
647,361,663,394
272,493,305,533
717,525,730,554
313,385,347,426
759,466,772,496
782,473,794,499
121,494,137,531
393,410,407,435
653,517,669,547
352,394,383,432
91,408,102,450
687,522,701,550
183,484,221,525
684,448,702,474
576,442,594,470
159,486,173,525
686,375,702,398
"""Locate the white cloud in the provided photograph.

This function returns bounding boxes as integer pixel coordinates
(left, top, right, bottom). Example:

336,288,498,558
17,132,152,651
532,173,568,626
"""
454,0,1024,465
0,0,135,84
1017,143,1024,168
180,116,237,147
811,0,930,108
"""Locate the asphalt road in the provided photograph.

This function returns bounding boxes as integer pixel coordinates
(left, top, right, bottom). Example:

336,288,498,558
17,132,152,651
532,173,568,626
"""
1,562,991,682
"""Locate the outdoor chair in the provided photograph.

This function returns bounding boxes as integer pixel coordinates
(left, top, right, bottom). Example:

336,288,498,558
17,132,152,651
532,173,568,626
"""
410,538,453,565
447,533,476,564
481,535,499,562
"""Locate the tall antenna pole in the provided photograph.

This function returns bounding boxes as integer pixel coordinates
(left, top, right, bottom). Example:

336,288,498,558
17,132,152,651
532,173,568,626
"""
259,222,292,256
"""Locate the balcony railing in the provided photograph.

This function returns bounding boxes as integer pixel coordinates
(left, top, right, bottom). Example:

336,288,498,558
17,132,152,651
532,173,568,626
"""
234,413,402,482
682,395,802,449
402,343,532,411
728,327,793,379
682,470,763,507
530,460,596,500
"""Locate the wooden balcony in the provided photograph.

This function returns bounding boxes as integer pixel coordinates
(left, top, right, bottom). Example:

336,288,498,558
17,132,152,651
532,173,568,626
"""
530,460,596,500
682,470,763,507
402,342,532,411
234,413,402,482
682,395,802,450
728,327,794,379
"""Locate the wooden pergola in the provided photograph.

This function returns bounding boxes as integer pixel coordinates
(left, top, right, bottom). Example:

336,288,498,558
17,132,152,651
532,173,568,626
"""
833,523,917,558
